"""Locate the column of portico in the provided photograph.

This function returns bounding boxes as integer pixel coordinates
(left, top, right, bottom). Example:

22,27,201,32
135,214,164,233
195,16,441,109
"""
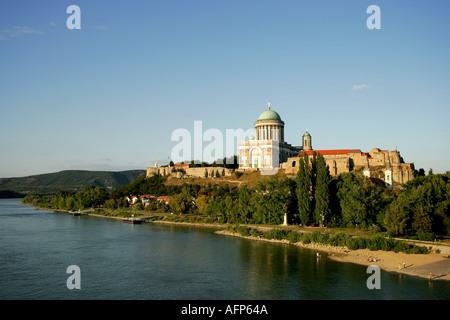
255,123,285,142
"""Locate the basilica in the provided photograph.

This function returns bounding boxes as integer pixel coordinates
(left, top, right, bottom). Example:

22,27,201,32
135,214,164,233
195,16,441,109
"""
238,104,415,187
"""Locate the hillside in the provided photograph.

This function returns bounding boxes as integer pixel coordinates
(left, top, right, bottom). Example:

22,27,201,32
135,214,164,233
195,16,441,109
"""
163,169,285,188
0,169,146,196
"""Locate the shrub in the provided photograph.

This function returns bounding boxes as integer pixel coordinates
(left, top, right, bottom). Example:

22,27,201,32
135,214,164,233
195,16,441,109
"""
263,228,288,240
345,237,369,250
310,231,322,243
408,246,428,254
328,233,348,247
356,237,369,250
346,238,360,250
382,237,397,251
237,225,251,237
394,241,411,253
417,232,436,241
204,217,216,224
132,202,144,210
249,228,263,238
319,233,330,245
368,235,385,251
302,234,311,244
286,231,302,243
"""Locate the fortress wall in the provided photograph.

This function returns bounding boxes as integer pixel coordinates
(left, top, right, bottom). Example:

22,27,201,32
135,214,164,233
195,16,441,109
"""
348,153,368,167
368,150,402,167
392,163,415,185
284,156,350,177
328,158,350,176
146,166,234,179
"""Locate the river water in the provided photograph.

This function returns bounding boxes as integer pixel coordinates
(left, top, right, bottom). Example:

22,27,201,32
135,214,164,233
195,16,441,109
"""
0,198,448,300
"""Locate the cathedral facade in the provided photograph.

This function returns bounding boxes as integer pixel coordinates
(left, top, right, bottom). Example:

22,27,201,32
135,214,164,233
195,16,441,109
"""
238,104,415,187
238,104,302,172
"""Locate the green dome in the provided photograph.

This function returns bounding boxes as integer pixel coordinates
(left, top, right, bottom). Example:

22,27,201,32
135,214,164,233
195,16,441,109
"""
303,131,310,137
257,109,282,121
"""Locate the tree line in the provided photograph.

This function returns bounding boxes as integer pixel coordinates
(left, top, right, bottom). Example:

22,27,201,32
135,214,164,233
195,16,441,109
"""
23,154,450,239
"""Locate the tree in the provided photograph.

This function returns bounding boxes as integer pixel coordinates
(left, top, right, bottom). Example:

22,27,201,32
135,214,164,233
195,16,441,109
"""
385,172,450,236
337,172,384,228
195,195,209,214
132,202,144,210
314,154,332,226
296,154,312,225
385,199,410,236
412,207,433,235
65,196,77,211
238,185,254,224
206,196,226,222
105,199,118,210
225,195,238,224
254,175,296,225
169,193,190,214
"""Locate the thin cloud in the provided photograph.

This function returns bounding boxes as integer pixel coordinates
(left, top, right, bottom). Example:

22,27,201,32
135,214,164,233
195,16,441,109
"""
14,26,43,35
4,26,43,38
351,84,370,91
0,34,5,40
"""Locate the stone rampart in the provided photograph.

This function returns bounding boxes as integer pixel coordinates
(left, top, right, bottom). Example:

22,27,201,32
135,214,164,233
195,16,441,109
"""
147,166,234,179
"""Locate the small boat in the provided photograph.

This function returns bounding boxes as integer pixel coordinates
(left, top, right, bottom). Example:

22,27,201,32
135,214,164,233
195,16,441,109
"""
70,211,81,216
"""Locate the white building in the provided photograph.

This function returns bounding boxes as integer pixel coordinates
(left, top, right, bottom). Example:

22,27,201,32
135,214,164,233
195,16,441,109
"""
238,103,302,171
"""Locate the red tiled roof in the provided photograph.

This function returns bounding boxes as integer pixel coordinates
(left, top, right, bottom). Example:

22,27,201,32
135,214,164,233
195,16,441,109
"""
297,149,362,157
174,163,190,167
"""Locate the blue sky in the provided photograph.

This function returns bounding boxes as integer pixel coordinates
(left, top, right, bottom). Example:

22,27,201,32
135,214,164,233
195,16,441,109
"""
0,0,449,177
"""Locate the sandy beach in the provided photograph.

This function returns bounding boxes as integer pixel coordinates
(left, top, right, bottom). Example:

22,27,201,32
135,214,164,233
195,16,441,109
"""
215,229,450,281
327,247,450,281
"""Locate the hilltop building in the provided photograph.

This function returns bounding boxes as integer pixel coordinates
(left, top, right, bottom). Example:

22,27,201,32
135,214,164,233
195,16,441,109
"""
238,104,415,187
146,103,415,188
238,103,301,171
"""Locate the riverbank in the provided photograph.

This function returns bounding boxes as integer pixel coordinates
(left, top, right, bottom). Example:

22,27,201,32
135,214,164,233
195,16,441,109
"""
215,229,450,281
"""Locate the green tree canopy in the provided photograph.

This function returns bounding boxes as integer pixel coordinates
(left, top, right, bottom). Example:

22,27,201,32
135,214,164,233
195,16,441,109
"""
385,172,450,236
336,172,385,228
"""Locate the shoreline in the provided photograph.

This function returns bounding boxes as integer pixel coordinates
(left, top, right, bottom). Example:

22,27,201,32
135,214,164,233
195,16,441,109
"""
215,229,450,282
27,203,450,281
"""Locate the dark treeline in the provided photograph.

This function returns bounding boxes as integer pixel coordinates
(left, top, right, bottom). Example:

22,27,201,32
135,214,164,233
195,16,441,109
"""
23,154,450,240
0,190,25,198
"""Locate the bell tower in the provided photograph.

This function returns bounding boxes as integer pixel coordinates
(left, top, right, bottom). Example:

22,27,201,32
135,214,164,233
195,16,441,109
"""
302,130,312,151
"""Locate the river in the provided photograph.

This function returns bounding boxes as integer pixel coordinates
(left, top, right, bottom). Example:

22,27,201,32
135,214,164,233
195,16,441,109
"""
0,198,448,301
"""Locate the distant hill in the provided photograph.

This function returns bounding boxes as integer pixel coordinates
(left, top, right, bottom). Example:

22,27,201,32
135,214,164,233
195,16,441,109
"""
0,170,146,196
